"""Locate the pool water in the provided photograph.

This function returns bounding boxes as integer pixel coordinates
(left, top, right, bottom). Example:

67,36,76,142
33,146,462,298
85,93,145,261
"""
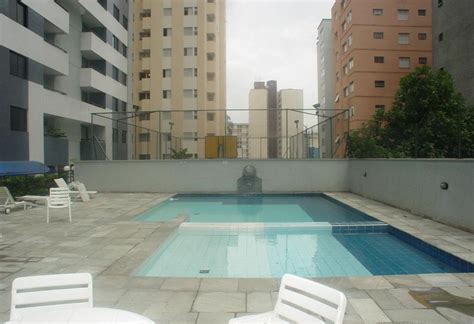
135,194,375,223
136,225,460,278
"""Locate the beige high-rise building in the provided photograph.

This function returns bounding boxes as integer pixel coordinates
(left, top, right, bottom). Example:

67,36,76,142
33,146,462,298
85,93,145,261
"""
231,123,249,158
248,82,303,159
331,0,432,157
132,0,226,159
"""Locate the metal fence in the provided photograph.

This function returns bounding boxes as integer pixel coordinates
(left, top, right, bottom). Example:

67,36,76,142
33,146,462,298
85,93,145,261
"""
88,108,350,160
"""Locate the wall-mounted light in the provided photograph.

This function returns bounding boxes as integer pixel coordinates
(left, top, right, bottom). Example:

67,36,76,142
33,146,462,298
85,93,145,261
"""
440,182,449,190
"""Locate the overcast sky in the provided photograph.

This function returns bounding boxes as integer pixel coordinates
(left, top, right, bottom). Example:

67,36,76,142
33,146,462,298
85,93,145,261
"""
226,0,333,125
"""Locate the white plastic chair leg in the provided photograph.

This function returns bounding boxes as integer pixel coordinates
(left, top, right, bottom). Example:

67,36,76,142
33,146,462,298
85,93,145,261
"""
46,206,50,224
68,205,72,223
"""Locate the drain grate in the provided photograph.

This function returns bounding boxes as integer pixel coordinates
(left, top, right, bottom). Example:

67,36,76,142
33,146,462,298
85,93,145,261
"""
199,269,210,274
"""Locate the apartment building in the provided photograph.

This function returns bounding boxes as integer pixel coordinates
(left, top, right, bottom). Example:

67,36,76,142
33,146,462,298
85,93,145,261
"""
132,0,226,160
248,81,303,159
0,0,130,164
331,0,432,156
317,19,335,158
231,123,249,158
432,0,474,105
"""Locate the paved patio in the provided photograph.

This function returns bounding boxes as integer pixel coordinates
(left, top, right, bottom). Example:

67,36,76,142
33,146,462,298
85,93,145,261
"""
0,192,473,323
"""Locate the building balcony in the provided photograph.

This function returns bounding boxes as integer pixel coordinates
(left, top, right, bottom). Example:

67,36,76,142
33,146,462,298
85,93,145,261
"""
80,68,127,102
81,32,127,73
141,57,151,70
141,78,150,91
142,0,152,9
44,136,69,166
22,0,69,34
141,37,151,50
0,14,68,75
77,0,128,45
140,99,151,109
142,17,151,29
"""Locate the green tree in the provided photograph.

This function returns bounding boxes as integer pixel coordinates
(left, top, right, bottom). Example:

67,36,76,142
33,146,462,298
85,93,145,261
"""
348,66,474,158
170,148,190,159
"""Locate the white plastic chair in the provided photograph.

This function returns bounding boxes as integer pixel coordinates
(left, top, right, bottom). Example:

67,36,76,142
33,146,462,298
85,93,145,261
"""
229,274,347,324
0,186,30,214
10,273,93,321
47,188,72,224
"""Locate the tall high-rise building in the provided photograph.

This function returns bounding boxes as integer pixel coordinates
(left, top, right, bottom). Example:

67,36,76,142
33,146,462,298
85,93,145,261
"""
0,0,130,164
432,0,474,105
331,0,432,156
317,19,335,159
230,123,249,158
248,81,303,159
132,0,226,160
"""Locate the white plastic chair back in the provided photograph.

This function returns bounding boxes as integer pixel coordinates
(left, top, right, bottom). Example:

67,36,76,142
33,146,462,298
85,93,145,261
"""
10,273,93,320
54,178,69,190
77,183,90,202
48,188,71,208
274,274,347,324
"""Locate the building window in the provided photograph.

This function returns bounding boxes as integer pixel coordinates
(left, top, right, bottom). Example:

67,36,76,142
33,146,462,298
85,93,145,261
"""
418,33,427,40
373,8,383,16
112,66,119,81
349,81,354,93
374,56,384,63
163,28,172,37
139,133,150,142
122,16,128,30
139,30,151,39
139,91,150,100
183,89,197,98
140,10,151,18
139,50,150,59
343,65,348,75
207,52,215,61
398,33,410,44
344,87,349,97
138,112,150,121
375,80,385,88
163,90,172,99
184,7,197,16
113,5,120,21
207,72,215,81
163,8,172,16
186,68,198,77
375,105,385,112
418,9,426,16
113,128,118,143
207,112,215,121
15,0,27,27
112,97,119,111
398,9,409,21
121,130,127,143
10,51,27,79
207,92,215,101
139,70,150,80
207,13,215,22
10,106,27,132
438,33,444,42
373,32,384,39
399,57,410,69
207,33,216,41
184,47,197,56
347,34,352,47
113,36,119,50
348,58,354,70
184,27,198,36
122,45,127,58
139,154,150,160
419,57,428,65
163,48,172,57
162,69,171,78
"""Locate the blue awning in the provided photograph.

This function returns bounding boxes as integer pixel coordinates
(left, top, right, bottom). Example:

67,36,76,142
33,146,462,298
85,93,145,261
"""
0,161,50,176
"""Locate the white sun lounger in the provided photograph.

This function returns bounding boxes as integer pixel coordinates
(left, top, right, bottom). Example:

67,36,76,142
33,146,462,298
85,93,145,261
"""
0,187,31,214
54,178,97,202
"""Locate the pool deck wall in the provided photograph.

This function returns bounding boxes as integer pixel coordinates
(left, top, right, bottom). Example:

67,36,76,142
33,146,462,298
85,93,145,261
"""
75,159,474,232
75,159,350,193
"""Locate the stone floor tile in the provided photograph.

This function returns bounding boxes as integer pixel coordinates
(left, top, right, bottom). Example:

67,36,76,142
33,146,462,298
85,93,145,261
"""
192,292,246,313
385,309,450,323
196,312,235,324
385,275,433,288
441,286,474,300
350,276,394,290
238,279,278,292
349,298,392,323
388,288,427,309
247,292,273,313
160,278,200,291
199,279,238,292
436,307,474,324
455,273,474,286
420,274,469,287
142,291,196,315
145,312,198,324
366,289,404,310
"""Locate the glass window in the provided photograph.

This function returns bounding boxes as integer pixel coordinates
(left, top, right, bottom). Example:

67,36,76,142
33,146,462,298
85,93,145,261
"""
373,8,383,16
399,57,410,69
122,16,128,30
15,0,27,27
121,130,127,143
9,51,27,79
398,33,410,44
10,106,27,132
163,8,172,16
113,36,119,50
398,9,409,21
113,5,120,21
419,57,428,65
162,69,171,78
418,9,426,16
163,90,171,99
375,80,385,88
374,56,384,63
163,28,172,37
113,128,118,143
112,66,119,81
207,112,215,121
139,133,150,142
373,32,384,39
163,48,172,57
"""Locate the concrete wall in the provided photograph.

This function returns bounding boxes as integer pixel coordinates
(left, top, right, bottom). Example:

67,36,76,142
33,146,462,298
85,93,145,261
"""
349,160,474,232
75,160,350,193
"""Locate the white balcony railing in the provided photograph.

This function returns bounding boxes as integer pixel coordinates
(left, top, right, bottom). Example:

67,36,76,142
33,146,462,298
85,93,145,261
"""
80,68,127,102
80,32,127,73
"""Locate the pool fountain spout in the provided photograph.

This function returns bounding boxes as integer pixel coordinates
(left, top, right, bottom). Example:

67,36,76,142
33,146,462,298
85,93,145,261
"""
237,165,262,193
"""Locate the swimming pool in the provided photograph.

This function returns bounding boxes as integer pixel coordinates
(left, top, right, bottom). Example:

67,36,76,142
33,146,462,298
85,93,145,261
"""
135,194,376,223
136,224,472,278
